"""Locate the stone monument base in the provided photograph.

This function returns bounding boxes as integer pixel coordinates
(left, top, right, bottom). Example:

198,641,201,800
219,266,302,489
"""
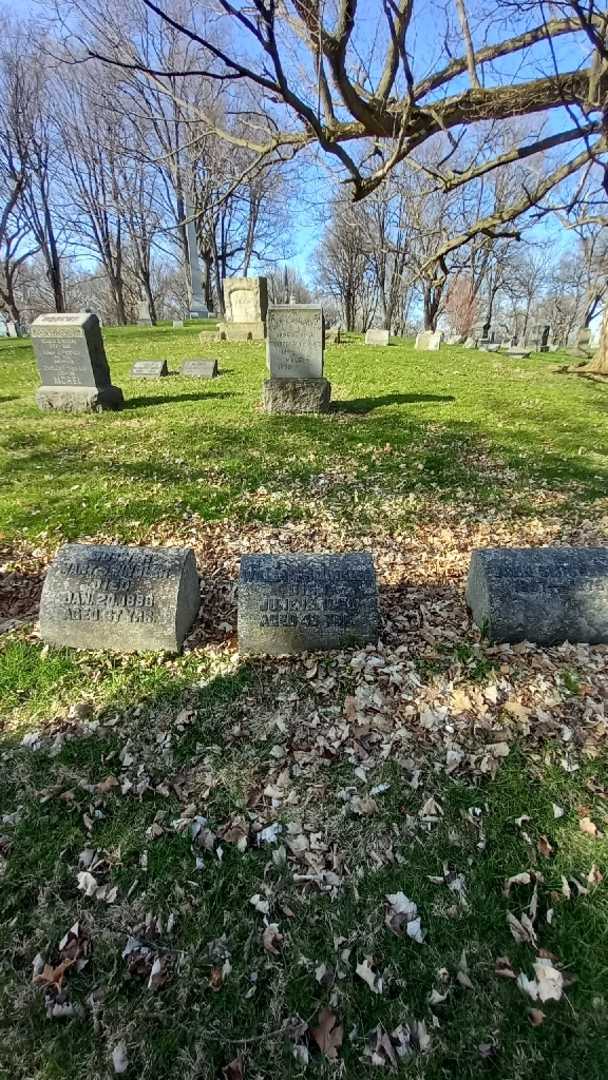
216,321,266,342
36,385,124,413
263,378,331,414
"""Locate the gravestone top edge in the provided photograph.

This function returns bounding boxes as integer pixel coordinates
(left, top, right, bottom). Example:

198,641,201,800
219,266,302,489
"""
32,312,97,330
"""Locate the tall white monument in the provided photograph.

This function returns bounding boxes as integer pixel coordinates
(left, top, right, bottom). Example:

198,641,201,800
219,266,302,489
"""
186,202,208,319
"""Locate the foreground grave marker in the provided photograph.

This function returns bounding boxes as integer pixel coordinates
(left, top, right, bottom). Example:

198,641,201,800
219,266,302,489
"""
180,359,218,378
467,547,608,644
40,544,200,652
32,313,124,413
238,552,378,654
264,305,330,413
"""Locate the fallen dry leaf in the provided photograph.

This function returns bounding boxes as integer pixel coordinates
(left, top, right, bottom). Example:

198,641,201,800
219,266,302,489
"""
356,956,384,994
310,1007,343,1061
222,1058,244,1080
112,1041,129,1074
262,924,284,955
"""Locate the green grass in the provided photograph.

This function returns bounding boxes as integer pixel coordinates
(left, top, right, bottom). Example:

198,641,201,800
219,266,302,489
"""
1,326,608,1078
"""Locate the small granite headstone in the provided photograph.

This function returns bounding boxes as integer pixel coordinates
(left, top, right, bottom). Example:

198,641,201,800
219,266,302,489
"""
415,330,443,351
0,320,7,338
40,543,200,652
467,547,608,644
181,359,218,378
238,552,379,655
131,360,169,378
32,312,124,412
365,328,389,346
173,320,184,329
264,305,330,413
267,305,324,378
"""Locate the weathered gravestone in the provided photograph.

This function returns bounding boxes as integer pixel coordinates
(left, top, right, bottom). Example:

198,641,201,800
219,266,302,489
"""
6,320,22,338
181,359,218,378
216,277,268,341
40,543,200,652
263,305,330,413
131,360,169,378
466,547,608,644
415,330,443,351
365,328,390,346
137,301,153,327
0,320,6,338
32,313,124,413
238,552,379,655
526,323,551,352
173,320,184,329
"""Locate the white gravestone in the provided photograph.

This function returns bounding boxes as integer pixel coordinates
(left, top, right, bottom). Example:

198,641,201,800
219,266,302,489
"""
415,330,443,351
365,328,389,346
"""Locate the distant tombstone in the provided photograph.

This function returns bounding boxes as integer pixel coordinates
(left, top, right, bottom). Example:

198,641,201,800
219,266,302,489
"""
326,326,341,345
32,312,124,413
0,320,6,338
173,320,184,329
238,552,379,655
507,346,531,358
137,301,153,327
471,321,491,346
6,320,22,338
180,359,218,378
415,330,443,351
264,305,330,413
365,328,390,346
467,547,608,644
40,543,200,653
216,277,268,341
527,323,551,351
131,360,169,378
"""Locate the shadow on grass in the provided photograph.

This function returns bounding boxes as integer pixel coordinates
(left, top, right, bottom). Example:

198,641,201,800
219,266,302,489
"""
0,396,19,404
125,391,240,409
335,392,455,414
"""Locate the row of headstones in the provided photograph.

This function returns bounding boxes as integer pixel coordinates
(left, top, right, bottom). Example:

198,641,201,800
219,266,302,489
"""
39,543,608,654
30,305,332,416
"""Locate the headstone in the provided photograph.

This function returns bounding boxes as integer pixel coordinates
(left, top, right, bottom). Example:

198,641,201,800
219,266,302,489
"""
264,305,330,413
526,323,551,352
40,543,200,653
131,360,169,378
0,320,7,338
181,359,218,378
326,326,341,345
137,301,153,327
365,328,389,346
267,305,324,379
471,321,491,346
507,347,531,358
415,330,443,351
185,200,208,318
238,552,379,655
32,312,124,413
467,547,608,644
216,277,268,341
6,320,21,338
173,320,184,329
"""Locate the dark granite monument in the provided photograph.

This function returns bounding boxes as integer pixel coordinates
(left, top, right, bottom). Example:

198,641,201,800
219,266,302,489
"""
238,552,378,655
263,305,330,413
40,543,200,652
467,547,608,644
181,359,218,378
31,313,124,413
131,360,169,378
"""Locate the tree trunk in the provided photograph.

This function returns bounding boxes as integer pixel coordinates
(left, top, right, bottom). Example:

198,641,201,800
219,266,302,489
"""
587,306,608,373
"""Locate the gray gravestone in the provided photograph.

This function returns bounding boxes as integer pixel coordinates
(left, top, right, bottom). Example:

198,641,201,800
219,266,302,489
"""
173,320,184,329
0,320,6,337
415,330,443,351
238,552,378,655
267,305,324,379
467,547,608,644
32,313,124,412
40,543,200,652
181,359,218,378
131,360,169,378
365,328,390,346
264,305,330,413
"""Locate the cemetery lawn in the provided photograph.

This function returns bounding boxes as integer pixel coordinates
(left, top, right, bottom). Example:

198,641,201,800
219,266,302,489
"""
1,325,608,1079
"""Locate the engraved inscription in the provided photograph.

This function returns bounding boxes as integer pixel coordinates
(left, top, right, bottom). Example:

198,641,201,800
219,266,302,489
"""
267,307,323,379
